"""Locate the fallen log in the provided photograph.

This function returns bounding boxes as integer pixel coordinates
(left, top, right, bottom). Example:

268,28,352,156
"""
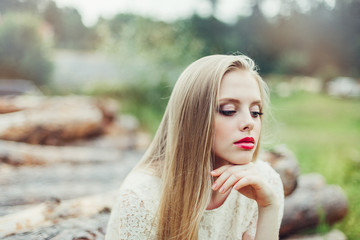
0,95,120,145
2,212,109,240
0,103,104,145
0,95,44,113
261,145,300,196
71,115,152,151
0,95,118,118
0,150,142,208
0,190,117,238
281,229,347,240
0,139,122,165
280,174,348,237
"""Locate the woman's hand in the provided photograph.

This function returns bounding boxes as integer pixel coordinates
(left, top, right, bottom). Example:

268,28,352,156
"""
211,162,278,208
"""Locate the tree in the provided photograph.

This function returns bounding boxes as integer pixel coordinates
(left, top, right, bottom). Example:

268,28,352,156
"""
0,0,45,14
43,1,98,49
0,13,53,85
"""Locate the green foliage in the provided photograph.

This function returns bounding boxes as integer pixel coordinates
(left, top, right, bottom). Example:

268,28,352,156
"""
90,14,213,132
2,0,360,77
1,0,100,50
103,14,204,68
82,79,172,133
43,1,99,49
0,13,53,85
0,0,44,14
186,15,232,56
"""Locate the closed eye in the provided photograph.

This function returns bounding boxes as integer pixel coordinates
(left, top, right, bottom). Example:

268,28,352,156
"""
251,111,263,118
218,109,236,116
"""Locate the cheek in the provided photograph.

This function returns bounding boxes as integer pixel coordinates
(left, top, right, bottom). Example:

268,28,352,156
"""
213,118,235,154
214,117,229,140
254,121,262,139
213,118,225,150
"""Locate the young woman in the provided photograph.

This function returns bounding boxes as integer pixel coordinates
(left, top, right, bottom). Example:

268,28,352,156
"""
106,54,284,240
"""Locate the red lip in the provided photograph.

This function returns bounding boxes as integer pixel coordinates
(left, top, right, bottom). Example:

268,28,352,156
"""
235,137,255,144
234,137,255,150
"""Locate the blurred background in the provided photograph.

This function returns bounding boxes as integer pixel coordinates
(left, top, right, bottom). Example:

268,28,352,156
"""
0,0,359,239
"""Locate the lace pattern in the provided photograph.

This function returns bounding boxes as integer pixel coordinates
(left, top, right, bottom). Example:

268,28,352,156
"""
105,172,160,240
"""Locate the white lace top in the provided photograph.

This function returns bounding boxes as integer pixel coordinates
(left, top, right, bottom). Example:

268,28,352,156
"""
105,160,284,240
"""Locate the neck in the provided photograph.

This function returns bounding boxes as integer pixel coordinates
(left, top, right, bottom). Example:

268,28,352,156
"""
213,156,229,170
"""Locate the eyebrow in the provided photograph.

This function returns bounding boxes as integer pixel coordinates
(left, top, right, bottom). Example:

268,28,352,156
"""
219,98,262,107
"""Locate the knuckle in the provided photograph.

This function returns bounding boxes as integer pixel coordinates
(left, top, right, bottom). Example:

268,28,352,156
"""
233,172,243,178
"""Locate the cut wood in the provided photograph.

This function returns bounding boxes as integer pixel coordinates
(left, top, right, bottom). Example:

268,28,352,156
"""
0,95,118,117
0,150,141,214
0,95,120,144
0,103,104,144
0,139,122,165
0,95,45,113
261,145,300,196
281,229,347,240
0,190,117,238
71,115,151,150
69,132,151,151
2,212,109,240
280,174,348,237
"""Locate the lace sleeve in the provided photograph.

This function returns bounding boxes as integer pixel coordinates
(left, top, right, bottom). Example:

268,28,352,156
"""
105,189,157,240
246,160,285,239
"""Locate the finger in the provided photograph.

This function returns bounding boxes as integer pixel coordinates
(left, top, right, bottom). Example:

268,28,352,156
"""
233,176,256,191
219,175,243,194
212,170,232,190
234,176,276,207
210,164,232,176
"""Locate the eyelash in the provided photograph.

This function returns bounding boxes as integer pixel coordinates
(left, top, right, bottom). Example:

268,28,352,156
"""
218,109,263,118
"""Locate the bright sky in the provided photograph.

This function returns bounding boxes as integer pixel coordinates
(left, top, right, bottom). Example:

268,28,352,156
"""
53,0,282,26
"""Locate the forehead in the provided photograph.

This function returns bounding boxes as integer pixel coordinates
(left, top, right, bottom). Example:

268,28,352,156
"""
219,69,261,101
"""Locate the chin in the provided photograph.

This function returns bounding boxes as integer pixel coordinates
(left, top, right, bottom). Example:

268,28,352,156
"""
228,152,254,165
214,151,255,166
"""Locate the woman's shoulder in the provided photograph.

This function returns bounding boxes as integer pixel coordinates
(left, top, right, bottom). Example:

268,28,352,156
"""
106,169,160,240
119,169,161,198
254,159,281,181
121,169,161,186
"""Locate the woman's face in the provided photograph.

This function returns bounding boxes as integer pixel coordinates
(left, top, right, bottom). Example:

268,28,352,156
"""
213,69,262,166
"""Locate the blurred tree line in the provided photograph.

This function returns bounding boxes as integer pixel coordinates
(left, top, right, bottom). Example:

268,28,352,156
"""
94,0,360,79
0,0,359,85
0,0,98,49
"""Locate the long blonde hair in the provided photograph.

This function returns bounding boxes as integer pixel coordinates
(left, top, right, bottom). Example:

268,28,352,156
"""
137,54,270,240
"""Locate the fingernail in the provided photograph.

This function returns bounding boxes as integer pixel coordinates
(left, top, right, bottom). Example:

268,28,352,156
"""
219,187,225,193
210,170,216,175
212,183,218,190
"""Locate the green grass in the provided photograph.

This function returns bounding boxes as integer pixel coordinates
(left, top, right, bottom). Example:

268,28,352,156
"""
271,92,360,239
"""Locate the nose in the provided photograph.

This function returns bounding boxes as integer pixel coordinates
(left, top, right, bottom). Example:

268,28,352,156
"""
238,111,254,132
